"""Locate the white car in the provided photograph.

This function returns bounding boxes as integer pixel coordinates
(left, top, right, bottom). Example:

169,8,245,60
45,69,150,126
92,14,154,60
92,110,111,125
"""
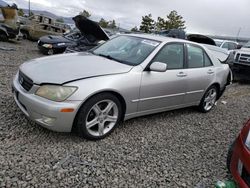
214,39,238,51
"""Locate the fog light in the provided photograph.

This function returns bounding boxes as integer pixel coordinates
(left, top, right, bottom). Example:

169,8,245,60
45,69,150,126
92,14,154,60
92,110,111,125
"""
41,116,56,125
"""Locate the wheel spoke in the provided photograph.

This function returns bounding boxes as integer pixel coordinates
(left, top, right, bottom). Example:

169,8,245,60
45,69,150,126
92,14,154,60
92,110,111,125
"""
98,123,104,136
93,104,102,115
103,101,115,114
105,115,117,123
86,118,98,129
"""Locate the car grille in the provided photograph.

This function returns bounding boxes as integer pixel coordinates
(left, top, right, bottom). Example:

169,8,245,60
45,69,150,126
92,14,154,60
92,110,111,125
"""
235,52,250,64
18,71,33,91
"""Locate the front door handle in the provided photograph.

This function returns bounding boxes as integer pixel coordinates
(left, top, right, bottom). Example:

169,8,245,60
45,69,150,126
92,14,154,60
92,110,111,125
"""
176,72,187,77
207,69,214,74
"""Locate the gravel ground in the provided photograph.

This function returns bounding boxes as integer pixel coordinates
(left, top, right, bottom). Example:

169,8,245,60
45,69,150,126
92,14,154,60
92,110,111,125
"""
1,40,250,187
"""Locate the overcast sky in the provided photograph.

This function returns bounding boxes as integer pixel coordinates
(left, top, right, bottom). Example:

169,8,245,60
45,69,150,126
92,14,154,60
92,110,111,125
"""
4,0,250,37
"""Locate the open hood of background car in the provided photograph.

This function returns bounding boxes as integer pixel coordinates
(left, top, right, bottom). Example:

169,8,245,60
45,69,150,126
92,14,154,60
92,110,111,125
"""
187,34,216,46
73,15,109,42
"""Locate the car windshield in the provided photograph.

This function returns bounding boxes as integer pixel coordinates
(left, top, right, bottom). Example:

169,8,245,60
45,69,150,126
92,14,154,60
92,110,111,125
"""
243,41,250,48
93,35,160,66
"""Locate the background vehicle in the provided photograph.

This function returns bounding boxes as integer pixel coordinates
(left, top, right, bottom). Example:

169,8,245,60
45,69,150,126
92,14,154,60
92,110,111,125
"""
230,41,250,81
65,15,109,53
214,39,238,51
227,119,250,188
0,4,19,41
13,34,231,140
39,16,109,55
21,23,66,41
38,30,82,55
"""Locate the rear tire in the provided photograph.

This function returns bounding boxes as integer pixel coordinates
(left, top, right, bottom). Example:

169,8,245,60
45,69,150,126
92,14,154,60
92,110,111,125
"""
198,85,218,113
74,93,123,140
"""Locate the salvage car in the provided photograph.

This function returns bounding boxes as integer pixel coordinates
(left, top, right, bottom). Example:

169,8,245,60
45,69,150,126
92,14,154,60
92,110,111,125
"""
231,41,250,81
12,34,231,140
65,15,109,53
38,15,109,55
38,30,82,55
0,4,20,41
227,119,250,188
20,23,66,41
214,39,238,51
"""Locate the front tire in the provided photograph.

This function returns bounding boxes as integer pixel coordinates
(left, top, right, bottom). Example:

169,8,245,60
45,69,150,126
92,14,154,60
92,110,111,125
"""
198,85,218,112
74,93,123,140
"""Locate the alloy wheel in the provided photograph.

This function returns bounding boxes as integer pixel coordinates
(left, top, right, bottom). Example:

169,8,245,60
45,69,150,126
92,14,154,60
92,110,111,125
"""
85,100,118,137
203,88,217,111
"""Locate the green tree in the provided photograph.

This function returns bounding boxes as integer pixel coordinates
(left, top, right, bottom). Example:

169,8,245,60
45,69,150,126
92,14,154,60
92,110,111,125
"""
18,9,24,16
166,10,186,30
99,18,109,28
79,10,91,18
108,20,117,29
131,26,139,32
155,17,166,31
139,14,155,33
56,18,64,23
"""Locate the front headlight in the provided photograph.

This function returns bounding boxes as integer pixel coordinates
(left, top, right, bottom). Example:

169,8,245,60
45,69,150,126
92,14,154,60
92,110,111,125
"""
36,85,77,102
42,44,53,48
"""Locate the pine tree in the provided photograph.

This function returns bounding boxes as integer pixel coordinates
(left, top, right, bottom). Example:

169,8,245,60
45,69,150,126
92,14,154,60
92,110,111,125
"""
139,14,155,33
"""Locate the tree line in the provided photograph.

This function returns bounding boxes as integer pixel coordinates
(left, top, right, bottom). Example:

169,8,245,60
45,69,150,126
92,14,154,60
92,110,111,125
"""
132,10,186,33
18,8,186,32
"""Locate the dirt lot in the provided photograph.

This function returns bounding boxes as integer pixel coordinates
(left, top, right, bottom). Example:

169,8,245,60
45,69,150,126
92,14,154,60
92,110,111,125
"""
0,40,250,187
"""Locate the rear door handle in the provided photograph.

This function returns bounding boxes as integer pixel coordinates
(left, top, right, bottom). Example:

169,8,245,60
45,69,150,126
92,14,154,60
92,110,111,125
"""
207,69,214,74
176,72,187,77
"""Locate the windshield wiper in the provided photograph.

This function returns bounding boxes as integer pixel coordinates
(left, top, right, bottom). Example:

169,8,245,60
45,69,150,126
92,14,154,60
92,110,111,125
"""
95,53,125,63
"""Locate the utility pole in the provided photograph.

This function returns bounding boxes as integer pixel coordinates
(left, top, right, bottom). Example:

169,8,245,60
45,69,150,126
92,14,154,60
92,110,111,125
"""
236,27,241,42
29,0,31,16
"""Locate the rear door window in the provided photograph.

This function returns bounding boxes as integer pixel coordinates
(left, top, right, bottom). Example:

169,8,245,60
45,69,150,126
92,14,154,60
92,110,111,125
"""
151,43,184,69
187,44,213,68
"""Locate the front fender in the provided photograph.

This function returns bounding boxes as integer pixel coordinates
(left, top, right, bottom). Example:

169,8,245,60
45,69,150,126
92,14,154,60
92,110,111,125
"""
65,70,142,115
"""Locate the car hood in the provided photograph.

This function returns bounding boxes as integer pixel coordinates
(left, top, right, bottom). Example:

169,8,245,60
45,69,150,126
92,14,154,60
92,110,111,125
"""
239,47,250,52
39,35,72,44
73,15,109,41
19,53,133,85
187,34,216,46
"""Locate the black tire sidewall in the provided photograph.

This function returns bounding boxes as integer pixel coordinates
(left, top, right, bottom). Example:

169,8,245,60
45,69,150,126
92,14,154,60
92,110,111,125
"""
74,93,123,140
199,85,218,113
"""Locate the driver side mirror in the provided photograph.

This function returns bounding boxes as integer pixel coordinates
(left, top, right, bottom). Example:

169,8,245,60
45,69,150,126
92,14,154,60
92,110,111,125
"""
149,62,167,72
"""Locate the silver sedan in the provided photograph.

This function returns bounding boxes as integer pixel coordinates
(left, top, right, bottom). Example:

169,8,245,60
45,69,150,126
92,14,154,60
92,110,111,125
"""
13,34,231,140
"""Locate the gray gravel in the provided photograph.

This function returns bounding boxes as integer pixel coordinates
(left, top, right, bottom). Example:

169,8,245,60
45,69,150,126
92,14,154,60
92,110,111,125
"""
1,40,250,187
